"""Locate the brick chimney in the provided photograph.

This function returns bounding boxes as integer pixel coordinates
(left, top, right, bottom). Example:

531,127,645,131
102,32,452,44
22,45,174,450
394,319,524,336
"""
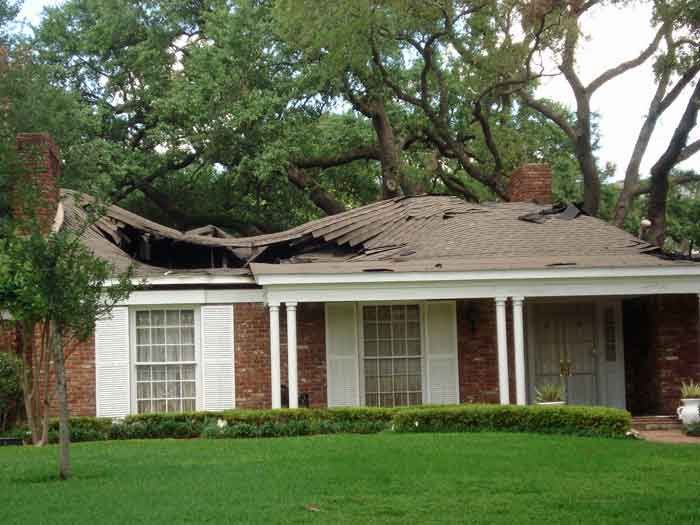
13,133,61,232
507,163,552,205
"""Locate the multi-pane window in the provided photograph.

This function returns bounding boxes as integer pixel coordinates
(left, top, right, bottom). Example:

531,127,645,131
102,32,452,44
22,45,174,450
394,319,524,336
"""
363,304,422,407
135,309,196,413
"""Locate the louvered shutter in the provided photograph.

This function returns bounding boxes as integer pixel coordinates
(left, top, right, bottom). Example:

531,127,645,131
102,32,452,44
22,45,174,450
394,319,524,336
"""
325,303,360,407
95,307,131,417
201,305,235,411
425,301,459,405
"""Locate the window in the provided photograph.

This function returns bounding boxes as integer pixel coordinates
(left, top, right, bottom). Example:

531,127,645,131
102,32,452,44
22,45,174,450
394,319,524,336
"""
362,304,422,407
134,309,197,413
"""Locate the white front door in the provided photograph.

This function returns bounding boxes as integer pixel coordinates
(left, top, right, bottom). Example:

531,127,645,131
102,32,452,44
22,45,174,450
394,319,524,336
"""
530,303,599,406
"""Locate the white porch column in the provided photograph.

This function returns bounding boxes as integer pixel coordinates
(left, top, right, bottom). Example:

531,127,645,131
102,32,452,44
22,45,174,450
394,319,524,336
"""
495,297,510,404
512,297,526,405
269,302,281,409
286,301,299,409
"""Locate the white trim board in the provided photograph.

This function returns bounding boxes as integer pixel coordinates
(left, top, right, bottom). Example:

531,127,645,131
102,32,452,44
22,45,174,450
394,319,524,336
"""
108,274,255,287
254,265,700,286
119,288,264,306
263,274,700,304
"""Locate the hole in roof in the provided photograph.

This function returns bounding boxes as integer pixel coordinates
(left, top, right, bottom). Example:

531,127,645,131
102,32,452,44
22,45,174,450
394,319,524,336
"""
362,268,395,273
546,262,577,267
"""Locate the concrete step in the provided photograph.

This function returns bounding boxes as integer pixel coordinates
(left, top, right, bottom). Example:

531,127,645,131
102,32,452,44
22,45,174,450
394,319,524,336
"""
632,415,683,431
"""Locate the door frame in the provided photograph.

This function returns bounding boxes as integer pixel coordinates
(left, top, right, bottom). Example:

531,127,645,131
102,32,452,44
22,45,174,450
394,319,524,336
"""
525,297,626,408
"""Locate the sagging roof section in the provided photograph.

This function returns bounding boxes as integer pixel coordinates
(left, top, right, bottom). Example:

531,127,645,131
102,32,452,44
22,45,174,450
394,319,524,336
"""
62,189,692,278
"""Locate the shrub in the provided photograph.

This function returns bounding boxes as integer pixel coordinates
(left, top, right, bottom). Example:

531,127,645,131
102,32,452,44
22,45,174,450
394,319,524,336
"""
685,423,700,437
680,380,700,399
535,383,564,403
0,351,22,431
392,404,631,438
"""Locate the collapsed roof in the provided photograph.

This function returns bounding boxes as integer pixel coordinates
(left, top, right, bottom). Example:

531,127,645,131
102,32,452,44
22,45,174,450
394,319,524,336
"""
61,189,696,279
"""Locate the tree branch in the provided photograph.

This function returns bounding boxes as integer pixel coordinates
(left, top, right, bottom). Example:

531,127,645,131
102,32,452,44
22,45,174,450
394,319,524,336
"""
587,22,667,95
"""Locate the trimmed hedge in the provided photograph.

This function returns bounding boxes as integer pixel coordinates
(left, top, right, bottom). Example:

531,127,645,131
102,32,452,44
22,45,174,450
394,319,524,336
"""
1,404,632,443
392,404,631,438
685,423,700,437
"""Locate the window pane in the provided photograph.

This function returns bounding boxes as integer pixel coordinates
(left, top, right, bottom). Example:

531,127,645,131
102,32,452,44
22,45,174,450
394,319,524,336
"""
364,341,377,357
363,322,377,340
181,345,195,361
137,382,151,400
393,321,406,339
152,366,166,381
377,323,391,339
166,346,180,362
182,399,195,412
365,376,378,393
406,305,419,321
136,328,150,345
392,340,406,356
181,327,194,345
152,346,166,362
366,393,378,406
153,381,166,398
167,365,181,381
378,306,391,321
380,394,394,407
138,400,151,413
166,327,180,345
167,382,181,398
166,310,180,325
136,311,150,327
407,341,421,356
153,400,166,412
182,382,196,397
181,310,194,326
392,306,405,321
182,364,195,380
152,328,165,345
407,322,420,339
364,306,377,321
137,366,151,381
151,310,165,326
378,341,392,357
137,347,150,362
167,399,181,412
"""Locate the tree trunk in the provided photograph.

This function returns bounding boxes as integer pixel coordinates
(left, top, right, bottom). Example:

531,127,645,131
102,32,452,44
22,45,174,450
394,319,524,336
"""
645,82,700,246
574,97,601,216
286,166,346,215
370,103,402,199
51,323,71,480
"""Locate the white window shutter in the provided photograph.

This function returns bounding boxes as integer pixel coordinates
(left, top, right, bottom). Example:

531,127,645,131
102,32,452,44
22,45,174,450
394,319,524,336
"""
95,307,130,417
425,301,459,405
325,303,360,407
201,305,235,411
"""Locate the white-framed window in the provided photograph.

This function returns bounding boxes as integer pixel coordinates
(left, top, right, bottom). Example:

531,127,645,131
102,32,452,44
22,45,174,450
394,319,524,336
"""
361,304,423,407
132,307,199,413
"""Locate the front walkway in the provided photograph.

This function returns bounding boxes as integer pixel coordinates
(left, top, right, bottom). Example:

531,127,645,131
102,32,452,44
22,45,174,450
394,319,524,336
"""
638,430,700,444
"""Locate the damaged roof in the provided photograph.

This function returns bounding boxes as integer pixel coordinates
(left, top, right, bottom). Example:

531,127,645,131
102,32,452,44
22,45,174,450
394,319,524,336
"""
61,189,698,279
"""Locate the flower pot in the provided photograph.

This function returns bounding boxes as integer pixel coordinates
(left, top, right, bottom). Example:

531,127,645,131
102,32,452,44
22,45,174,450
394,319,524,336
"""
536,401,565,406
677,398,700,425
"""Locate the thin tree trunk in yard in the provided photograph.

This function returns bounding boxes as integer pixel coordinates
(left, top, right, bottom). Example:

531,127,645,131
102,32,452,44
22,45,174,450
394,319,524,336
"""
645,82,700,247
52,323,71,480
19,320,39,445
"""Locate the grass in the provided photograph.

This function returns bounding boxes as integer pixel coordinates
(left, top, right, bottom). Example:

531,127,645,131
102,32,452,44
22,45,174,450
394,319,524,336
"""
1,433,698,524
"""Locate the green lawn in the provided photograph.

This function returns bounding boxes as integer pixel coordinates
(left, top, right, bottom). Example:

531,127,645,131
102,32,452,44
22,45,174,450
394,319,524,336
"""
1,433,698,524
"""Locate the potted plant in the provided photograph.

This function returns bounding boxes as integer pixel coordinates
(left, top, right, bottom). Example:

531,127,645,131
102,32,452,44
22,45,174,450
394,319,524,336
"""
535,383,566,406
677,381,700,426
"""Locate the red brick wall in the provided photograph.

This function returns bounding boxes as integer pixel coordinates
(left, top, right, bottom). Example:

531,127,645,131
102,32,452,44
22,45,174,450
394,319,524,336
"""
649,295,700,414
457,299,501,403
508,164,553,204
60,335,96,417
234,302,327,409
234,303,272,409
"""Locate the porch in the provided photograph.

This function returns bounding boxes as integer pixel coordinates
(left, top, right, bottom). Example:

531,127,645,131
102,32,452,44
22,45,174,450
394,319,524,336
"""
261,269,700,415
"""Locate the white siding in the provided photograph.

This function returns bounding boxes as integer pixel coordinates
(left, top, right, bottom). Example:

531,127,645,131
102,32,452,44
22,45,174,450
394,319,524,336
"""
95,307,130,417
201,305,235,411
325,303,360,407
425,301,459,405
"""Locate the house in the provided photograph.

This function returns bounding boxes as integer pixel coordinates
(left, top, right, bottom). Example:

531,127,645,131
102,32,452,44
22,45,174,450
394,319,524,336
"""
4,133,700,418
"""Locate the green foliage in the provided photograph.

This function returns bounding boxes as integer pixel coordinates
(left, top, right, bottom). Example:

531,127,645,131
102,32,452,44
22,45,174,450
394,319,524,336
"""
4,405,632,442
0,351,21,430
680,380,700,399
535,383,564,403
392,405,631,438
685,423,700,437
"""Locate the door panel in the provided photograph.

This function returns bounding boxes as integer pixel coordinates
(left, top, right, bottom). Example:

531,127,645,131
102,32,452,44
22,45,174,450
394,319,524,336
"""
532,303,598,406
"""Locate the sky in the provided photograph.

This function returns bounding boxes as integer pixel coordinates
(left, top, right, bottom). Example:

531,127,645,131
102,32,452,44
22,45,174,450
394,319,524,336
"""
17,0,700,181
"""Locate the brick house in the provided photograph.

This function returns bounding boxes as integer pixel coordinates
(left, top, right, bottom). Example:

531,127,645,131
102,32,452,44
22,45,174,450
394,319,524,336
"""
3,133,700,418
